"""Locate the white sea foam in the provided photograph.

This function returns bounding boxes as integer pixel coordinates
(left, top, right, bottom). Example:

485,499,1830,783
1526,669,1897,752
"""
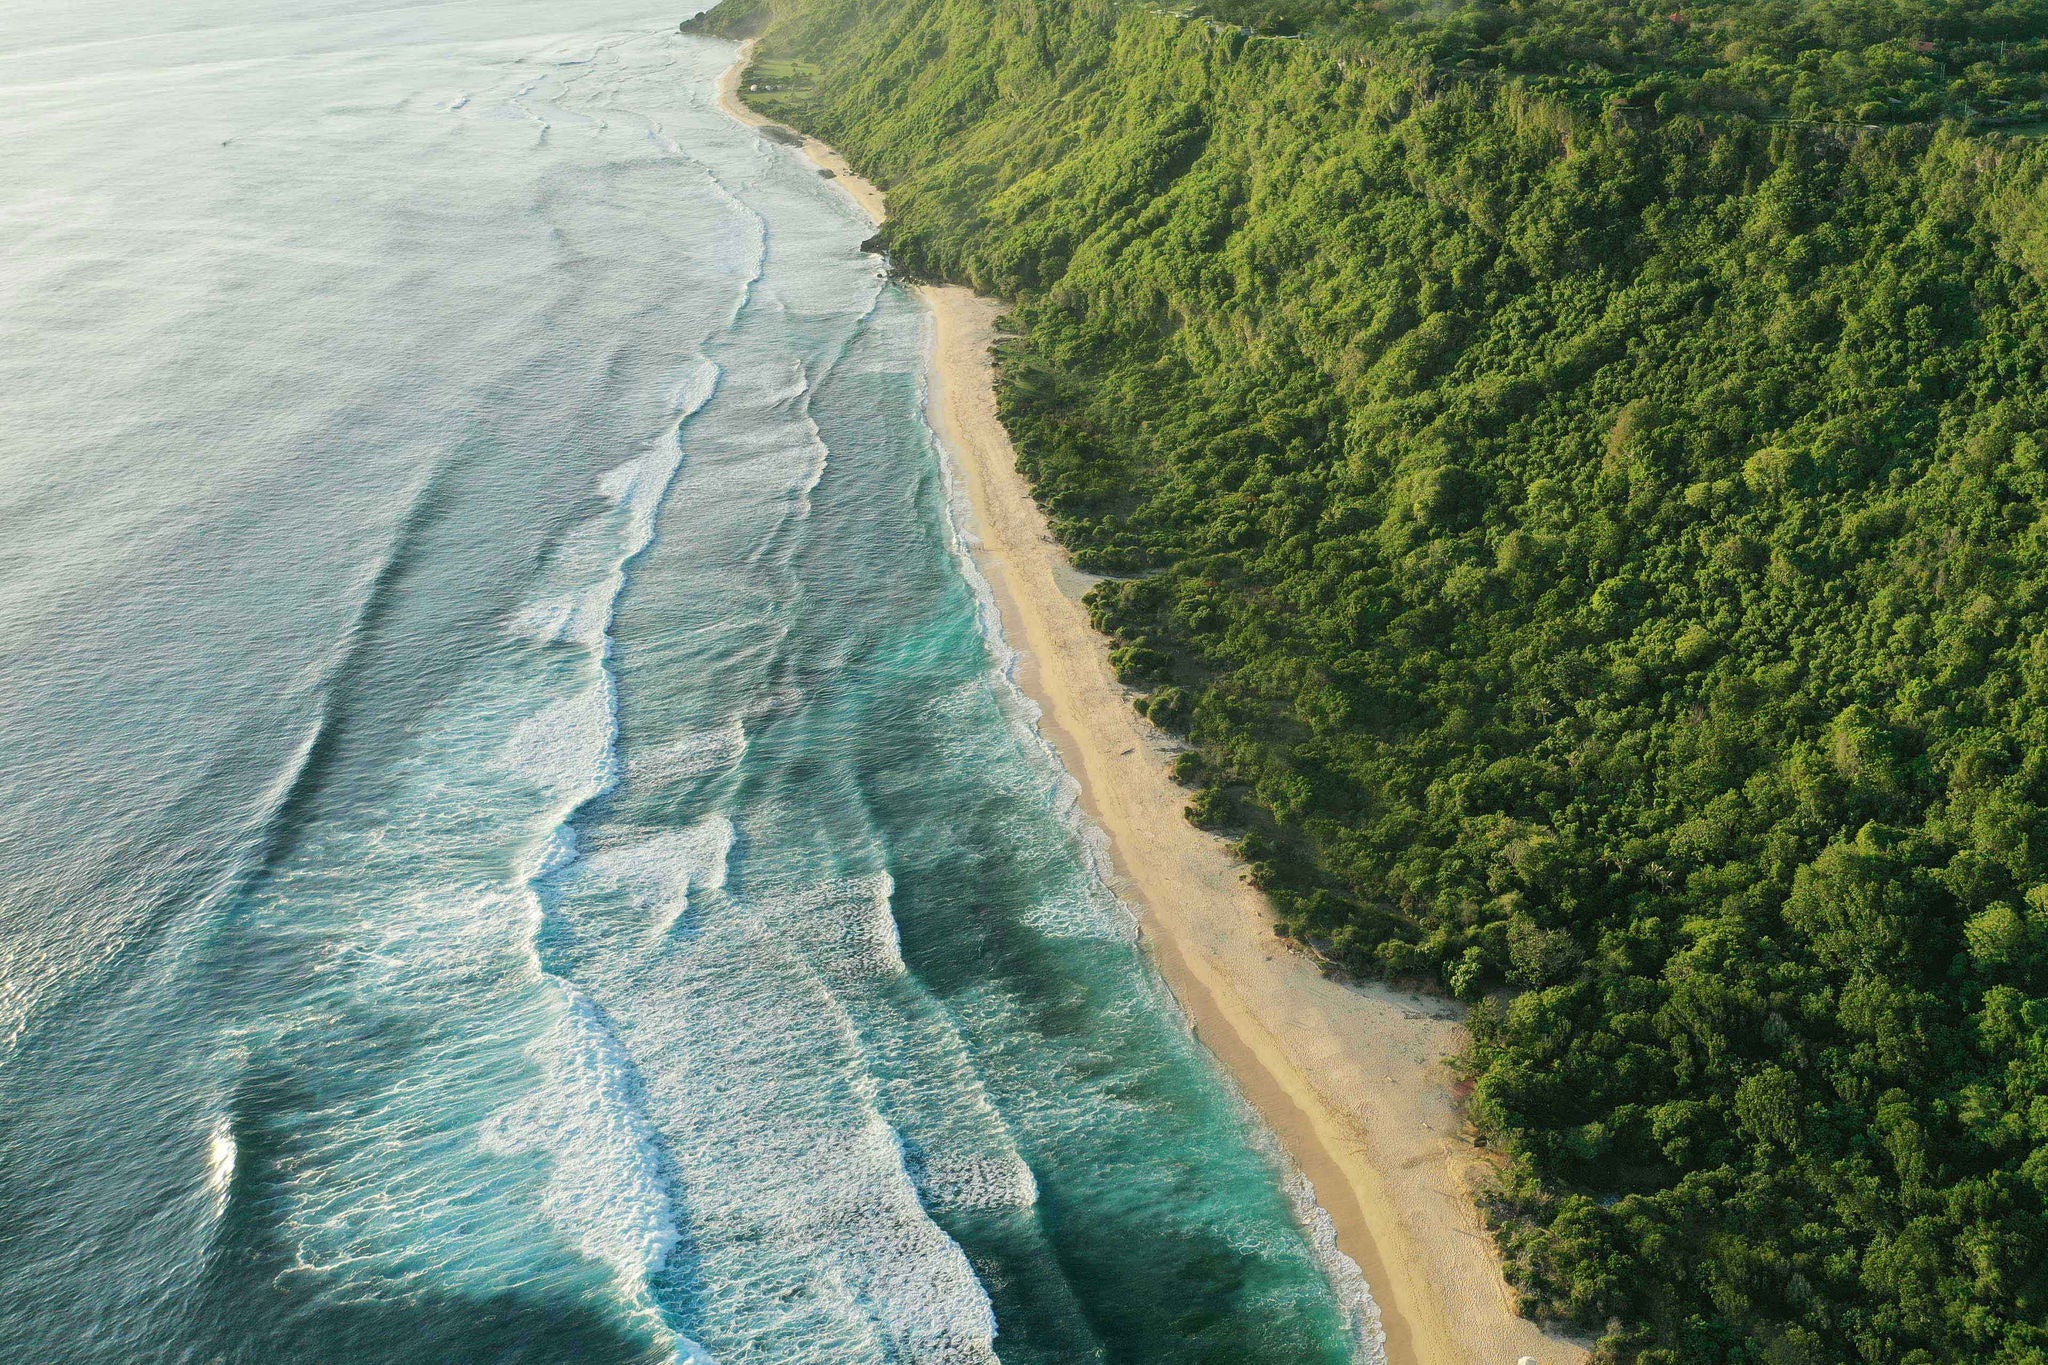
783,280,885,526
598,452,651,504
479,282,1027,1364
480,986,677,1284
907,1148,1039,1214
206,1114,237,1220
520,834,1013,1365
504,356,717,653
826,1117,1000,1364
626,937,1001,1365
628,716,748,787
509,585,613,649
1282,1165,1391,1365
730,871,1041,1223
567,816,734,941
530,824,581,882
755,873,906,980
504,676,619,799
487,348,724,1359
789,360,832,521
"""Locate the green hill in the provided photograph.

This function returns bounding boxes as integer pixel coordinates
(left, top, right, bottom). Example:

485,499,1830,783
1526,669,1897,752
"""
696,0,2048,1358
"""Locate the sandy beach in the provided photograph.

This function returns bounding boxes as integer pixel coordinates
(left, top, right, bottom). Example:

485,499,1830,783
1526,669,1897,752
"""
718,41,1587,1365
716,41,888,224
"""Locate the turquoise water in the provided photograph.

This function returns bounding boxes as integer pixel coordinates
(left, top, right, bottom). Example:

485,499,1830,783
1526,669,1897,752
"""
0,5,1377,1362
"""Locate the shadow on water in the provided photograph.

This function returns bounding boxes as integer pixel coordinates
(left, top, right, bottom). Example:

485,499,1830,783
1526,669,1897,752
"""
173,1068,672,1365
174,1281,664,1365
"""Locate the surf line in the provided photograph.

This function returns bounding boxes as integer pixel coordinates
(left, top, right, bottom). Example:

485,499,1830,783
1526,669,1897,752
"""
494,356,722,1365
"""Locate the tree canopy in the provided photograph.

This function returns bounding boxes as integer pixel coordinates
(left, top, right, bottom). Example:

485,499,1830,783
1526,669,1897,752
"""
1204,0,2048,128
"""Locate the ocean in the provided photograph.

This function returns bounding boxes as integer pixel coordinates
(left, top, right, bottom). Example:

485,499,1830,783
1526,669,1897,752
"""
0,4,1376,1361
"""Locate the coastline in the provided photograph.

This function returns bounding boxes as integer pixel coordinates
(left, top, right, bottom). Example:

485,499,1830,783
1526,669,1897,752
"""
715,40,888,224
715,39,1586,1365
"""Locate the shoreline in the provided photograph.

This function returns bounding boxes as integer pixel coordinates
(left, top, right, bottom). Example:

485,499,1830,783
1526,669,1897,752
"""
715,40,888,224
917,290,1585,1365
714,38,1586,1365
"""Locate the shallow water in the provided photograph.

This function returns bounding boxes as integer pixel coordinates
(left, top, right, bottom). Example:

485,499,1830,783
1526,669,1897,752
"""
0,4,1377,1361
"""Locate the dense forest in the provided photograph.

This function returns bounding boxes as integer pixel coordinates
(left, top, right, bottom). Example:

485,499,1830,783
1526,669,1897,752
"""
1196,0,2048,127
688,0,2048,1358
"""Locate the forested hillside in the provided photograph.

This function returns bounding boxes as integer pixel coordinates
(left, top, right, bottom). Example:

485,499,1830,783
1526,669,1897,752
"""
691,0,2048,1358
1196,0,2048,127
